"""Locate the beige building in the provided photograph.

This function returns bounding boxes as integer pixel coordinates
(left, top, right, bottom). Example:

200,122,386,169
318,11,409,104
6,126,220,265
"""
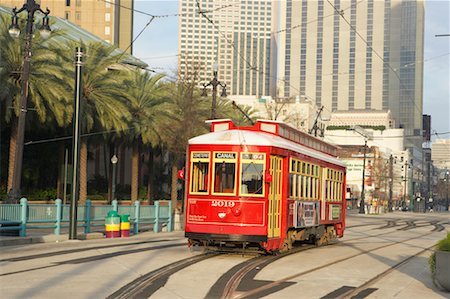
0,0,133,53
178,0,278,97
278,0,425,154
432,139,450,170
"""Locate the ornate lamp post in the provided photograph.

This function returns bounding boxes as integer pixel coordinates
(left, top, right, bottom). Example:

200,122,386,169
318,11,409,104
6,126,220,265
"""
111,155,118,202
201,63,227,119
7,0,51,201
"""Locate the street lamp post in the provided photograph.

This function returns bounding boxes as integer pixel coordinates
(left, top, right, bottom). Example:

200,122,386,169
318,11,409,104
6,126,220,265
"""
359,139,367,214
388,154,393,212
111,155,118,202
445,169,449,211
201,63,227,119
7,0,51,202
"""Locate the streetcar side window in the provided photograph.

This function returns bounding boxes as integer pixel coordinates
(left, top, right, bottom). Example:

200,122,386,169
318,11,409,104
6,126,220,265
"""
240,153,265,196
190,152,210,194
213,152,237,195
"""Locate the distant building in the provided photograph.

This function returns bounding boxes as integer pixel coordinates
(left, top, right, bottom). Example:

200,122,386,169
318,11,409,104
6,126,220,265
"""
1,0,134,53
278,0,425,157
178,0,278,97
432,139,450,170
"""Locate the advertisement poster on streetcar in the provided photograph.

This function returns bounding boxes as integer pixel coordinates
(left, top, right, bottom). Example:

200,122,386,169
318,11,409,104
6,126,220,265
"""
294,201,319,227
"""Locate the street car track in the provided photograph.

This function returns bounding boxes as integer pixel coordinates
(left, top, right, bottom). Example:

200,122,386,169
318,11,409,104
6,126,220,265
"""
106,252,221,299
0,242,186,277
215,224,444,299
0,238,183,262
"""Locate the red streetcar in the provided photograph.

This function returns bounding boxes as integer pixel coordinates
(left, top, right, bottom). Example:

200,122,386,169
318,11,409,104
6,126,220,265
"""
183,119,346,253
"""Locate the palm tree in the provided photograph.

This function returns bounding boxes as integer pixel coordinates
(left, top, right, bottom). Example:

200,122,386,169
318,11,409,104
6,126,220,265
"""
57,41,132,202
160,76,210,212
124,69,167,202
0,13,72,197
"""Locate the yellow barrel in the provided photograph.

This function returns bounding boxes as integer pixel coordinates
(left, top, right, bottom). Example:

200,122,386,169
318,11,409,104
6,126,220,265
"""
105,215,120,238
120,214,130,237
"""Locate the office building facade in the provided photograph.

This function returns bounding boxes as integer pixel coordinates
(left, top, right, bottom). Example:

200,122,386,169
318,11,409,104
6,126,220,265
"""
1,0,133,53
178,0,278,97
278,0,424,152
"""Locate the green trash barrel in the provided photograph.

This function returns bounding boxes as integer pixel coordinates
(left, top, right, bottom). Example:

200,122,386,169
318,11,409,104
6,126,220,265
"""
120,214,130,237
105,211,120,238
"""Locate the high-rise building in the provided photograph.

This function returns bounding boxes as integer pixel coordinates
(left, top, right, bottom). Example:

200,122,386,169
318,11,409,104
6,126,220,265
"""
178,0,278,97
278,0,424,152
0,0,133,53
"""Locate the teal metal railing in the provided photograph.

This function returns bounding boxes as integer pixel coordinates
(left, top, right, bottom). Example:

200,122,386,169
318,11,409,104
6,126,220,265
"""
0,199,173,237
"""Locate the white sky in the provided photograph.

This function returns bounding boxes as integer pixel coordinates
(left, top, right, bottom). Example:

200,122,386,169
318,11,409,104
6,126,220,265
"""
132,0,450,139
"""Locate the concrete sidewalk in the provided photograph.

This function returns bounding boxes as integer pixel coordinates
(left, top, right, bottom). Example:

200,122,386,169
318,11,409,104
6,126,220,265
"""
0,230,108,247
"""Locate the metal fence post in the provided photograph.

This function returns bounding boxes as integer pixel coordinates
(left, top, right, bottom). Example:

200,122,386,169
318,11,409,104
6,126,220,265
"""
112,199,118,212
20,197,27,237
168,201,172,232
154,201,160,233
84,199,91,233
55,199,62,235
133,200,140,234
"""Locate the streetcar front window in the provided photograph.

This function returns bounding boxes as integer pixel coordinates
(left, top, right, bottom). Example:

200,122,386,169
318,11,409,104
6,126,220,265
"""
191,162,209,193
240,153,265,196
214,162,236,193
213,152,237,195
190,152,210,194
241,163,264,195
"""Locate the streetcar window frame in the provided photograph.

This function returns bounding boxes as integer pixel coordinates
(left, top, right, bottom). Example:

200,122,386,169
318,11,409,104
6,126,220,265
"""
189,151,210,194
325,169,344,202
212,152,237,195
289,158,320,201
239,152,266,197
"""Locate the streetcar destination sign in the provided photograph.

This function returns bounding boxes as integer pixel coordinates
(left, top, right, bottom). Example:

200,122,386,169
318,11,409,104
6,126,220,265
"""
242,153,264,160
193,153,209,159
215,153,236,159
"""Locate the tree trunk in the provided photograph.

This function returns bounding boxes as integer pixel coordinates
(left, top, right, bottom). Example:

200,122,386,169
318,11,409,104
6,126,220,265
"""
79,139,88,203
56,142,66,199
171,163,178,213
7,117,18,195
131,141,139,202
147,147,154,204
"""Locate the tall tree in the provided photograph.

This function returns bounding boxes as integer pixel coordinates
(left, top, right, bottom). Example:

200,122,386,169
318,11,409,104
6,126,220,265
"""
57,41,132,202
124,69,167,202
0,13,72,197
161,76,210,212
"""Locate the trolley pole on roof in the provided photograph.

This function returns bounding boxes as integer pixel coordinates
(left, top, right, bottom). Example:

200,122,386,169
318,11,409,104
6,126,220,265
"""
201,62,227,119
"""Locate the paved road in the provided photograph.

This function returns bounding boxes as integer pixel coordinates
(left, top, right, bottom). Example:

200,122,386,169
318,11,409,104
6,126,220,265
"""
0,212,449,299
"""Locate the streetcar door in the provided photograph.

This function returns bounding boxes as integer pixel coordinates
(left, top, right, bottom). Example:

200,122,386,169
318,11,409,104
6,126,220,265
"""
268,156,283,238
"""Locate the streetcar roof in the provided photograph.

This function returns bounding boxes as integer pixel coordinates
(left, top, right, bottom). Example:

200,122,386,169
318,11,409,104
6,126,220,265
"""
189,130,345,167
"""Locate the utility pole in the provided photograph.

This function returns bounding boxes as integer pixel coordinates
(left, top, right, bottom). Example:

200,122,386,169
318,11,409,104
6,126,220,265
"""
69,47,83,240
359,139,367,214
388,155,393,212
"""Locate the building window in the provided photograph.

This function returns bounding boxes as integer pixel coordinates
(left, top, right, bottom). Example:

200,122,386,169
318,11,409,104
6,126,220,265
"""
76,0,81,7
66,0,70,6
105,26,110,35
75,12,81,21
105,13,110,22
64,11,70,20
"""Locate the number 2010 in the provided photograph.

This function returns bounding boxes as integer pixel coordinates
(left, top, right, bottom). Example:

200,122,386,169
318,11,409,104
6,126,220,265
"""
211,200,235,208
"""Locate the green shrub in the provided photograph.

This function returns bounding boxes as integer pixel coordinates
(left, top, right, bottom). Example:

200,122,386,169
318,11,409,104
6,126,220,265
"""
429,232,450,275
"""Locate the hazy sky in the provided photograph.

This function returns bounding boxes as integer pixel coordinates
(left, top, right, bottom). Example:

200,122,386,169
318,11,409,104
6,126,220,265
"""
132,1,450,139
